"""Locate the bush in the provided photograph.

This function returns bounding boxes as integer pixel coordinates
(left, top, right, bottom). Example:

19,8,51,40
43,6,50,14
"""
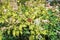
0,0,60,40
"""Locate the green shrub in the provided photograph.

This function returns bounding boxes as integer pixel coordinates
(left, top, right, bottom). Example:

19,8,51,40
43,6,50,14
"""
0,0,60,40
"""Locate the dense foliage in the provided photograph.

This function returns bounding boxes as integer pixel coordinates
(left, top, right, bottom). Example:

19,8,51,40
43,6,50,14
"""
0,0,60,40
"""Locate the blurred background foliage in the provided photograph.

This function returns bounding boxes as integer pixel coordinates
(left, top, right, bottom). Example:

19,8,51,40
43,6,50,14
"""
0,0,60,40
